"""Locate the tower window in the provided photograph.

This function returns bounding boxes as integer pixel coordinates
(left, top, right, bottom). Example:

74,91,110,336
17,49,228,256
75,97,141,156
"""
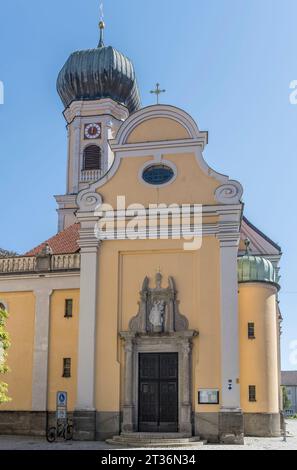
62,358,71,378
249,385,256,402
248,323,255,339
83,145,101,170
64,299,73,318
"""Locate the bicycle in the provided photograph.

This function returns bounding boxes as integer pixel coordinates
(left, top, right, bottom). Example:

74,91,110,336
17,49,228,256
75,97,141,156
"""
46,419,73,443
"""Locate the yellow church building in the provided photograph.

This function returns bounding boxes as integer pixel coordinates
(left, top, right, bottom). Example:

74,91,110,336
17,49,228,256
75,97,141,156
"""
0,21,283,445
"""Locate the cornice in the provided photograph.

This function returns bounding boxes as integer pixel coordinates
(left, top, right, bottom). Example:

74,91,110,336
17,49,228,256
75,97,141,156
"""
0,272,80,282
55,194,78,207
63,98,129,124
109,138,207,154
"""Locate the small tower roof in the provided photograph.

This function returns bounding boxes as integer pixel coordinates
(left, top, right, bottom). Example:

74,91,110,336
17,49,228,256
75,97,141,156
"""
238,239,280,287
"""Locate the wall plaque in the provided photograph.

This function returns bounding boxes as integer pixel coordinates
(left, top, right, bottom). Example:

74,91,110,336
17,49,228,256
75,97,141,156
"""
198,389,219,405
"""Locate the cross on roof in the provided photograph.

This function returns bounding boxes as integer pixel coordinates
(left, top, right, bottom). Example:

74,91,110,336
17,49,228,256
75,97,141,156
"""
150,83,166,104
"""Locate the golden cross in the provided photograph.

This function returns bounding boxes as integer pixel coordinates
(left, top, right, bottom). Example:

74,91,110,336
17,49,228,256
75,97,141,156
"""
150,83,166,104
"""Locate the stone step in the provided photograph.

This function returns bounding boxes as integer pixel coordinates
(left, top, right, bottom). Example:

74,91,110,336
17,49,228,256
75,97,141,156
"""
112,436,200,443
121,432,192,439
106,435,205,448
106,440,205,448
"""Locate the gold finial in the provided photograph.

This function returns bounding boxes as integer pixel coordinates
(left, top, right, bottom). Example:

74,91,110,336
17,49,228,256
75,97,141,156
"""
99,20,105,30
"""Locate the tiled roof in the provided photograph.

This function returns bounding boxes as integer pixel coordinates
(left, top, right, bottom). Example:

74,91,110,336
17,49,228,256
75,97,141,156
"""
281,371,297,386
241,217,282,255
25,224,80,256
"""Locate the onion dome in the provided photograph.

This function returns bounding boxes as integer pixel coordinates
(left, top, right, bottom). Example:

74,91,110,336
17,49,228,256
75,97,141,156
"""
57,21,141,112
238,239,280,287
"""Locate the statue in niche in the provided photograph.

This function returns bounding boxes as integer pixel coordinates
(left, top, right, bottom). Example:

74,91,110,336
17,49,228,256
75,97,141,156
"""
149,300,165,333
129,272,189,334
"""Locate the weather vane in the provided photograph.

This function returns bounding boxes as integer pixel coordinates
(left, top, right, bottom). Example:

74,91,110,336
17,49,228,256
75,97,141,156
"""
98,1,105,48
100,1,104,22
150,83,166,104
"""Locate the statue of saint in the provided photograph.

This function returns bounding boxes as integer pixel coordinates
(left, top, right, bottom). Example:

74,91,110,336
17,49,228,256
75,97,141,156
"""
149,300,165,331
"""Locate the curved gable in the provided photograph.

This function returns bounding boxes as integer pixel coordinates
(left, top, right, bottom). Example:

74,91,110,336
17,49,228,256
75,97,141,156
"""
114,105,207,146
77,105,243,211
126,117,191,143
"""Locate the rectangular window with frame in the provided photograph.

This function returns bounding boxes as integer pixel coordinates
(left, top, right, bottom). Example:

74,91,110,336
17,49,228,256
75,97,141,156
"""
249,385,256,402
64,299,73,318
63,358,71,378
248,322,255,339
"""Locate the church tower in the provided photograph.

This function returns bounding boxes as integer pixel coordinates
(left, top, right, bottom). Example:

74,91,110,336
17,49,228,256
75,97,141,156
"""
55,21,141,232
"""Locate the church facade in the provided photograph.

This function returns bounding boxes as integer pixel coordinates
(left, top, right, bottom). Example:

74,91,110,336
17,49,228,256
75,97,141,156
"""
0,22,283,444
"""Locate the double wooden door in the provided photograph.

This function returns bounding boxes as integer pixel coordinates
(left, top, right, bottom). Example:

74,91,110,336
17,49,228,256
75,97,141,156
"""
138,353,178,432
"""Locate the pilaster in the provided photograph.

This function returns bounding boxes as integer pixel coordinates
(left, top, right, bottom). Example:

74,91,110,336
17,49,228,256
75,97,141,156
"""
71,117,82,194
121,333,136,433
73,208,100,440
217,232,244,444
31,288,53,411
180,340,192,434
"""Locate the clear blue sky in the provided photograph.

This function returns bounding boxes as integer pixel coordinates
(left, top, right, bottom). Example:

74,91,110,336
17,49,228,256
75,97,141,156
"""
0,0,296,370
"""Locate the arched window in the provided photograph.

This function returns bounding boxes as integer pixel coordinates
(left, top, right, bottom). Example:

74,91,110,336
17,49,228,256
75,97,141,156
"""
83,145,101,170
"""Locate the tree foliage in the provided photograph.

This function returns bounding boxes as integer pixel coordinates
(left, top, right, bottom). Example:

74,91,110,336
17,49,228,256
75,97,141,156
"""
282,386,291,411
0,248,17,258
0,307,11,404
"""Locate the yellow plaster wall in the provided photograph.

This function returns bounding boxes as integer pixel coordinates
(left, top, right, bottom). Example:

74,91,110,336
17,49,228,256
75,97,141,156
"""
239,283,279,413
47,290,80,411
0,292,35,411
127,118,191,143
98,154,220,208
95,236,221,414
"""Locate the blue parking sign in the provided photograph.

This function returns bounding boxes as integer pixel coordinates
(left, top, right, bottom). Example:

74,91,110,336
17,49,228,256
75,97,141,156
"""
57,391,67,408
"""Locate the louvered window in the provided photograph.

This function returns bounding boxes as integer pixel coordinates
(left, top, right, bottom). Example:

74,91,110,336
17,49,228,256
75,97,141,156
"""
249,385,256,402
63,358,71,378
83,145,101,170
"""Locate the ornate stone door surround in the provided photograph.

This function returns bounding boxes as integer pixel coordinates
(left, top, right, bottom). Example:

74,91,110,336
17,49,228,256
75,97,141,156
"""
120,274,198,435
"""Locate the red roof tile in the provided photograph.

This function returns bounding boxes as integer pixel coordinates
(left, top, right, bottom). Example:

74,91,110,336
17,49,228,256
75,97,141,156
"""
25,224,80,256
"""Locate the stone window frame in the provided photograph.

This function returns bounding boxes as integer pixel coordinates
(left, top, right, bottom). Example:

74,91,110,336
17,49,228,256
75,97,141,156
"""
138,159,177,189
82,144,102,171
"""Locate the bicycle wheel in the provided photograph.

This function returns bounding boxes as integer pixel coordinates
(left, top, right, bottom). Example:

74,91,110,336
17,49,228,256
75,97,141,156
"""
46,427,57,443
65,425,73,441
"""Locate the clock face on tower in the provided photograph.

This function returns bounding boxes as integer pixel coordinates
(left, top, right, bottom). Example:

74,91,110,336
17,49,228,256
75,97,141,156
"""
84,123,101,140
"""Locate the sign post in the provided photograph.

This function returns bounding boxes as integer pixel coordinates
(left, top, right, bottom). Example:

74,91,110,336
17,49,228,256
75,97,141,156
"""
56,391,68,423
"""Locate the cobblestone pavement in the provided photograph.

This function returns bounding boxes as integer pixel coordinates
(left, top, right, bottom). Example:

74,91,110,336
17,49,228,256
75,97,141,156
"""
0,420,296,451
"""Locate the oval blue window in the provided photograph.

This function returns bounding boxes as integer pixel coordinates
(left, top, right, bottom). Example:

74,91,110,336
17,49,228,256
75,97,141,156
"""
142,165,174,186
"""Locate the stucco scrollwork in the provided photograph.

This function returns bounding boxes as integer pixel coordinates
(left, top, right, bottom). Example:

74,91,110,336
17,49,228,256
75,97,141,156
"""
214,180,243,204
77,191,102,211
